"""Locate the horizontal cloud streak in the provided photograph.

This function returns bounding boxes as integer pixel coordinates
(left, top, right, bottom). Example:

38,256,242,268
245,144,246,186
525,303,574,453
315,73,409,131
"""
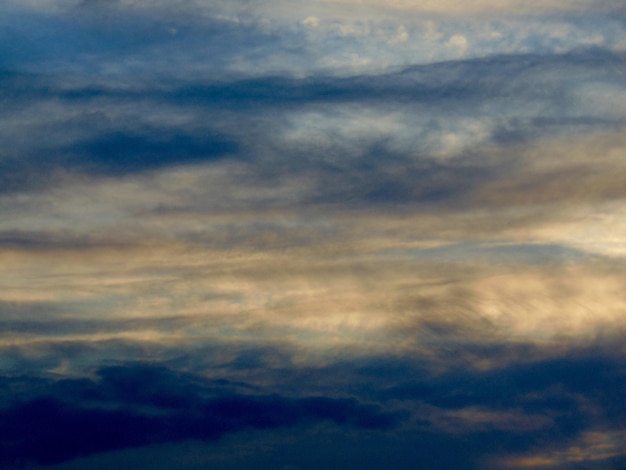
1,2,625,469
1,346,624,468
2,0,625,79
0,364,401,467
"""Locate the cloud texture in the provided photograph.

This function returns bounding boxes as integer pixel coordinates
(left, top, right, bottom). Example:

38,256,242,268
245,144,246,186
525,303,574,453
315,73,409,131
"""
1,1,625,468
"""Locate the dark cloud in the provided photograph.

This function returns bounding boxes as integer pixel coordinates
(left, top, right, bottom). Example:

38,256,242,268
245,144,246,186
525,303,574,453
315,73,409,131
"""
0,48,624,204
0,364,402,468
0,48,622,209
380,351,626,415
0,230,130,251
0,0,310,84
1,4,626,469
0,315,187,337
65,131,239,175
1,345,624,468
7,48,625,107
172,49,625,112
0,126,240,194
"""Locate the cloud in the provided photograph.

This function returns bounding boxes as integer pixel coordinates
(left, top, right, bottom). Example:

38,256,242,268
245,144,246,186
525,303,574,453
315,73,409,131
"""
2,0,625,79
65,131,239,175
4,48,623,208
1,3,625,468
1,344,625,468
498,429,626,468
307,0,626,16
0,364,403,468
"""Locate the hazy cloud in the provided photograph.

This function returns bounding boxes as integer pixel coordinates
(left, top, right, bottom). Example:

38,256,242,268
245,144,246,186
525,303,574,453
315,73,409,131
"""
1,2,625,468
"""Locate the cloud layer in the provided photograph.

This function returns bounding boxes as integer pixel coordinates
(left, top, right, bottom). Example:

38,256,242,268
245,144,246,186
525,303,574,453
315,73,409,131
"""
1,1,625,468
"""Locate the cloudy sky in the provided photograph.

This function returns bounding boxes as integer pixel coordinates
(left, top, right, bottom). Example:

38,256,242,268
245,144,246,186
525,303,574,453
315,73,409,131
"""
1,1,626,468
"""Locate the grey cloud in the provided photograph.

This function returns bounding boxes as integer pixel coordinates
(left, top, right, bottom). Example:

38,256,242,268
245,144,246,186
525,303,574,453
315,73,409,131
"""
1,4,625,469
40,49,626,109
0,315,193,337
3,48,624,212
2,50,624,189
0,230,132,251
0,0,312,82
4,0,625,83
0,364,403,468
65,131,239,175
1,342,624,468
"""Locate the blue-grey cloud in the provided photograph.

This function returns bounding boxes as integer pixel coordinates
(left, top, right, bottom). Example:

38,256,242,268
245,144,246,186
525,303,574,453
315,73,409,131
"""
66,131,239,175
2,2,626,469
3,0,625,80
2,48,625,207
1,344,624,468
0,364,403,468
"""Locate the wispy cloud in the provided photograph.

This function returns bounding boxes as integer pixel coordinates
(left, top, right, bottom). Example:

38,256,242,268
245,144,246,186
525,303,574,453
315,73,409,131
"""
1,1,625,468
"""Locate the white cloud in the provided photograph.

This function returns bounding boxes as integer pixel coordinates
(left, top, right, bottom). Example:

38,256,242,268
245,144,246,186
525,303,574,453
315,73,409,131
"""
388,25,408,44
447,34,469,53
301,16,320,28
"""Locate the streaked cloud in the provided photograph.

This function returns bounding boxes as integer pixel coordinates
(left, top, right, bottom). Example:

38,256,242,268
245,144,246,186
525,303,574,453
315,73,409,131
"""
498,429,626,468
1,1,625,468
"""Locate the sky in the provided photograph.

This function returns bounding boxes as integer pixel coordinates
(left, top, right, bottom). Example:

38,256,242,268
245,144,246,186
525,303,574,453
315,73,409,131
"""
1,1,626,468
